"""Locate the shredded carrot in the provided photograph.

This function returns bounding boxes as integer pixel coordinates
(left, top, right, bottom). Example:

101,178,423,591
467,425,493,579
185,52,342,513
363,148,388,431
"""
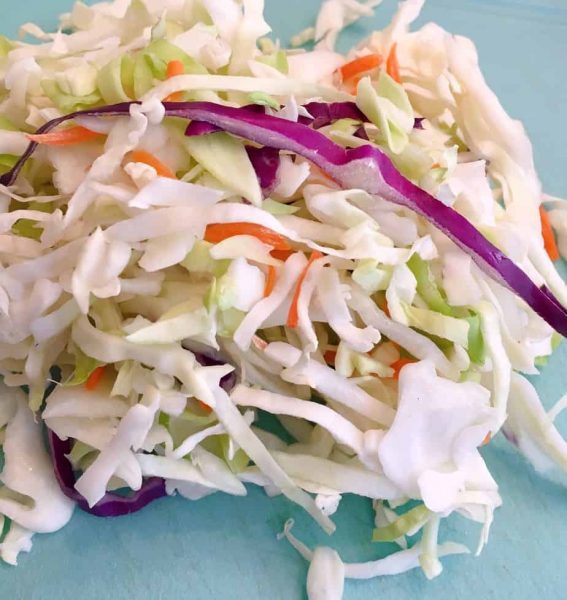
377,297,391,318
204,222,291,251
164,92,183,102
287,251,324,328
165,59,185,102
27,126,104,147
390,357,415,380
324,349,337,365
127,149,176,179
85,366,106,391
386,43,401,84
481,432,492,447
310,164,338,187
347,77,362,96
166,59,185,79
197,400,213,414
270,248,295,261
539,206,560,261
264,265,277,297
339,53,383,82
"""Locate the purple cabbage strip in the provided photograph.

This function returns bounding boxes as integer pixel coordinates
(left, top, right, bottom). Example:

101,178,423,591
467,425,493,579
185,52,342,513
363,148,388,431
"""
185,102,365,137
184,120,220,136
245,145,280,194
2,100,566,336
300,102,423,130
185,103,265,137
47,429,167,517
300,101,366,129
353,125,369,141
194,352,238,392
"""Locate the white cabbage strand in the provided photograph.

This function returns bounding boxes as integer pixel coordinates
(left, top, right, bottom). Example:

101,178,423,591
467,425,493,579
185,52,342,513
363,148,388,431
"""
279,519,469,582
0,385,75,533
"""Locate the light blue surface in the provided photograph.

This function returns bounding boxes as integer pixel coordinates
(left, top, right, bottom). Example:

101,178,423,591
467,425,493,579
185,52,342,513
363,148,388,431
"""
2,1,566,599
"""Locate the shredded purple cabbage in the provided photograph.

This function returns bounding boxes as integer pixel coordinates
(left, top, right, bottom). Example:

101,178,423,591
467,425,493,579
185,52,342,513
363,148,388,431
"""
246,145,280,194
185,103,265,137
300,101,365,129
194,352,238,392
353,125,369,141
185,102,365,137
2,100,566,336
184,120,219,136
47,429,166,517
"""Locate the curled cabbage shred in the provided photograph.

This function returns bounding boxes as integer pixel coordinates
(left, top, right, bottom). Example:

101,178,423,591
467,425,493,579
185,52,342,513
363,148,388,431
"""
0,3,565,599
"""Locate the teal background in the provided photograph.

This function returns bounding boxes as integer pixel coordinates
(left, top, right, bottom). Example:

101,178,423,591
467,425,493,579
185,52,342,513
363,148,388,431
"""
1,1,566,598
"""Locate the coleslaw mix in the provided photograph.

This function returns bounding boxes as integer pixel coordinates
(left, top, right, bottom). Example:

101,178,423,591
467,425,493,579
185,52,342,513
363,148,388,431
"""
0,0,566,596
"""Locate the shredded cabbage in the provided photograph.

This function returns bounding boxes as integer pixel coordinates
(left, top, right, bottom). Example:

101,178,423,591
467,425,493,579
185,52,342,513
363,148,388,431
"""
306,546,345,600
0,385,75,533
378,361,501,514
0,3,564,598
184,132,263,206
356,73,414,154
372,503,430,542
280,517,469,581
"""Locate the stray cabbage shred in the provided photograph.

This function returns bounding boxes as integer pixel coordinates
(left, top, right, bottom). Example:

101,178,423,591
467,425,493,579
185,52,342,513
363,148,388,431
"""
0,0,565,597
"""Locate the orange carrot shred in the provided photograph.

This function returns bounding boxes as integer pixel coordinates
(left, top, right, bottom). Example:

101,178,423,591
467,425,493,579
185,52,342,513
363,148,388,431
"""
386,43,401,84
204,223,291,251
287,251,324,328
339,54,383,82
165,59,186,102
377,297,391,318
539,206,560,261
27,126,104,147
85,366,106,391
198,400,213,414
165,93,184,102
166,60,185,78
264,265,277,297
324,349,337,365
348,78,361,96
310,164,338,187
481,432,492,447
127,150,176,179
390,357,415,380
270,248,295,261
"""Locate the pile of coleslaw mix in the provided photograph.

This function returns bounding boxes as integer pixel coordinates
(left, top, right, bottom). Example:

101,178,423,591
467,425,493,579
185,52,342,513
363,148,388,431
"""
0,0,566,594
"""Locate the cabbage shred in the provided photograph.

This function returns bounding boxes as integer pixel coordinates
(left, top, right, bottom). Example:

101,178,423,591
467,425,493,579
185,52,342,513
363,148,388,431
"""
0,1,565,596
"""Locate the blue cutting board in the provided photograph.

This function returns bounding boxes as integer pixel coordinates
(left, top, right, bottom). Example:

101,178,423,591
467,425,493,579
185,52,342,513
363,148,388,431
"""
2,1,566,599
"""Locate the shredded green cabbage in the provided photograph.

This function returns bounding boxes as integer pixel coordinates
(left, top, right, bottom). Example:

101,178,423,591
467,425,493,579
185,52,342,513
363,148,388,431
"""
41,80,102,114
0,0,564,590
356,73,414,154
372,503,430,542
184,132,263,205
